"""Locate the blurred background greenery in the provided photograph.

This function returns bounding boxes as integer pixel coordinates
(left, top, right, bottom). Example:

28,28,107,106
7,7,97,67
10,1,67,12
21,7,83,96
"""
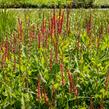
0,0,109,8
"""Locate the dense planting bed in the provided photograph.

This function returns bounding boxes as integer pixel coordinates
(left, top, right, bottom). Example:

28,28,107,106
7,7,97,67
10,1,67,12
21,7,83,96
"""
0,9,109,108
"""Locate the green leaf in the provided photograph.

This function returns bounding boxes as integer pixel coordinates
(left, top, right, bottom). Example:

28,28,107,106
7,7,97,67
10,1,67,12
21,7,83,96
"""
51,63,60,74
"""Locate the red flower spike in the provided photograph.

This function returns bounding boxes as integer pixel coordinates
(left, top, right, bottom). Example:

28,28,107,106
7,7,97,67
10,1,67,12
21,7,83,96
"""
60,63,65,86
58,11,64,35
67,69,74,93
18,18,23,41
86,14,92,37
89,97,94,109
50,49,53,71
29,24,35,41
38,32,41,48
66,9,70,34
37,79,41,100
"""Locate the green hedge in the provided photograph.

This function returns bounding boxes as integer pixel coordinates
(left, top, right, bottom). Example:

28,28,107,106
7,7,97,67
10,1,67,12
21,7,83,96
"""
0,0,108,8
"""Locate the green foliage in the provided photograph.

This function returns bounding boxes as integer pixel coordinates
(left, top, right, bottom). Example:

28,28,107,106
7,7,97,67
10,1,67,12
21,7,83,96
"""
0,9,16,41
